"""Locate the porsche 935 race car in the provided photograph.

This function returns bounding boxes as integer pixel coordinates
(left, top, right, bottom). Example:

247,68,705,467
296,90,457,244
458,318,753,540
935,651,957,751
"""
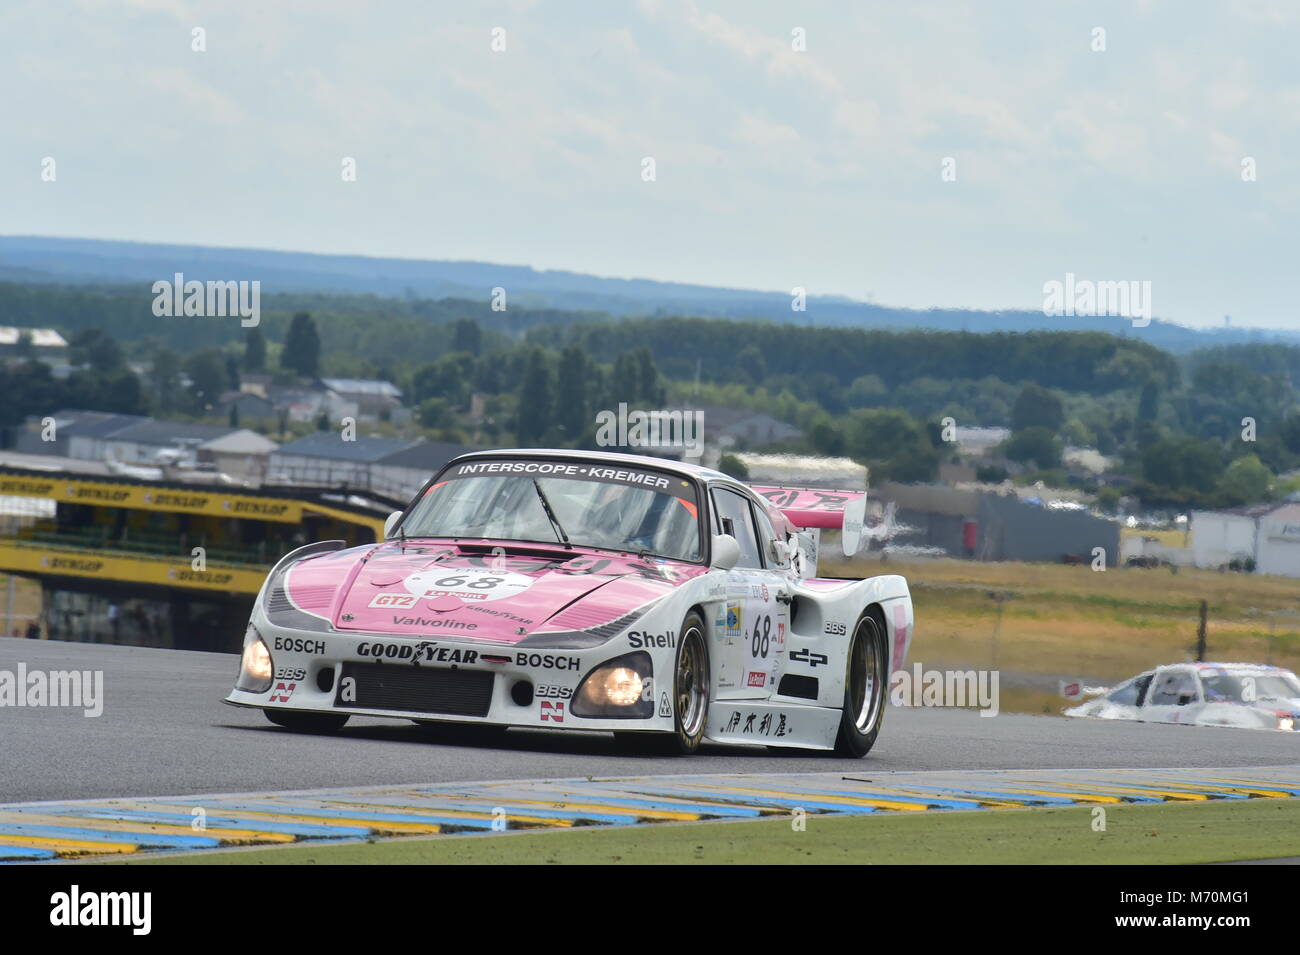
1064,662,1300,732
225,449,914,755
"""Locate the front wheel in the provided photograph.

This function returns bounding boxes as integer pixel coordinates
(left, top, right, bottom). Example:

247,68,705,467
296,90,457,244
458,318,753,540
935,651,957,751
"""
264,709,350,733
614,610,710,755
833,608,888,757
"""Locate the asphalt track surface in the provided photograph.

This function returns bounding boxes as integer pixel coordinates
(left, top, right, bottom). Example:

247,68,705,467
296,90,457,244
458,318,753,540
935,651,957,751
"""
2,640,1298,804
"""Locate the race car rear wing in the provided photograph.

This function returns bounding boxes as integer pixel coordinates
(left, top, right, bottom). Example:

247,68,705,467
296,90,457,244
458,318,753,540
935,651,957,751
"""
750,485,868,557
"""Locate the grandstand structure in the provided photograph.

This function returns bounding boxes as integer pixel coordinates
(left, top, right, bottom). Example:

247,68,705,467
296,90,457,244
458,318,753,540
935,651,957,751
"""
0,451,395,651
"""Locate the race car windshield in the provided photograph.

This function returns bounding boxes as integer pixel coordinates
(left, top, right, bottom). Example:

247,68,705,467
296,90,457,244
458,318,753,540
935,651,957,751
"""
1200,672,1300,703
402,461,702,561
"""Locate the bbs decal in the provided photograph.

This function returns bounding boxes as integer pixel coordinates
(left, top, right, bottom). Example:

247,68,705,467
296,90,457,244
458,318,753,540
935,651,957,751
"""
536,685,573,699
274,667,307,681
825,620,847,636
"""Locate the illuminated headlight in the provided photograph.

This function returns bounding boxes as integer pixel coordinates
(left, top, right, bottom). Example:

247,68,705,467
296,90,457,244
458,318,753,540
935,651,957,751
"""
1279,716,1295,732
571,651,654,719
236,624,274,693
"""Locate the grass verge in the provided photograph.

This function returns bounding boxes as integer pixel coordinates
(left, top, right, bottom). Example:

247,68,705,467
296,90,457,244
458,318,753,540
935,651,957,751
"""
821,557,1300,710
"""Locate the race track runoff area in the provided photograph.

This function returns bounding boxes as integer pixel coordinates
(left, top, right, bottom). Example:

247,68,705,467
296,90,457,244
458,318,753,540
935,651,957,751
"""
2,766,1299,862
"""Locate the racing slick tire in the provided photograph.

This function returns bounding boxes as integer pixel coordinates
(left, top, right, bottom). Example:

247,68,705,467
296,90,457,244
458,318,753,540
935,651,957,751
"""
264,709,350,733
833,607,888,758
614,610,710,756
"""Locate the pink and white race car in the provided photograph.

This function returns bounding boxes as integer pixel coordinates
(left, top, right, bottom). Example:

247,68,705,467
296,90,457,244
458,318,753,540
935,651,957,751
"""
226,449,914,756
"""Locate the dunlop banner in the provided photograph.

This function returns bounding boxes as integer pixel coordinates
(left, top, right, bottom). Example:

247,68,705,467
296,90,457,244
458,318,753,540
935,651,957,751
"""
0,474,303,524
0,542,266,595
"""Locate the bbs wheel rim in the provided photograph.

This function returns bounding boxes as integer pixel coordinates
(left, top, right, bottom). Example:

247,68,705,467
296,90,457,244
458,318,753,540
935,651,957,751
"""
676,625,708,738
850,616,885,734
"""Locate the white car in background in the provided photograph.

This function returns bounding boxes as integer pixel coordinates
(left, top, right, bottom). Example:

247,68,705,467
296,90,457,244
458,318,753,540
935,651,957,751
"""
1065,662,1300,732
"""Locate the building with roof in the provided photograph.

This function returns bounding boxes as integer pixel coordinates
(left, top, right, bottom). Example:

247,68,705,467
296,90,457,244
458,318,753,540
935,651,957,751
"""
268,386,357,425
10,410,280,480
371,441,469,499
11,410,149,459
869,481,1120,565
197,430,280,482
267,434,466,501
317,378,404,420
215,390,276,425
696,405,802,449
0,327,69,363
1191,501,1300,577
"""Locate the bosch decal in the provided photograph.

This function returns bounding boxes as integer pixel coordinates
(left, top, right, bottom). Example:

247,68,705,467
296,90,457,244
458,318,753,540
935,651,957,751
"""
273,636,325,655
516,652,580,671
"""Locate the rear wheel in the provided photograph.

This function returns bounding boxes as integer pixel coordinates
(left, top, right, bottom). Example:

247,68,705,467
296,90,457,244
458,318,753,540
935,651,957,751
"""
833,608,888,757
264,709,350,733
614,610,709,755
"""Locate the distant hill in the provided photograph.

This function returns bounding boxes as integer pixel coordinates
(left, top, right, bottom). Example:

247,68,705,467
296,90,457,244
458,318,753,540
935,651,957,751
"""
3,234,1296,353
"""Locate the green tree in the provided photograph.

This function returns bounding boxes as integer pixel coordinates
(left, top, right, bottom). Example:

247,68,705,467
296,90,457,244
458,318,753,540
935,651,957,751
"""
183,350,228,411
1137,381,1160,422
1138,436,1224,506
736,344,766,384
842,409,939,483
149,347,183,416
412,353,474,407
847,374,887,408
282,312,321,378
418,397,454,430
69,328,125,373
515,348,553,445
244,327,267,371
555,345,595,443
718,453,750,480
1004,426,1063,470
100,372,145,415
1011,383,1064,433
1216,454,1272,506
451,318,482,356
1060,418,1096,448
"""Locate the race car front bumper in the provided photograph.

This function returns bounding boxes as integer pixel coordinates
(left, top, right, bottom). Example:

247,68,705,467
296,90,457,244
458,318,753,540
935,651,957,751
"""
223,612,674,733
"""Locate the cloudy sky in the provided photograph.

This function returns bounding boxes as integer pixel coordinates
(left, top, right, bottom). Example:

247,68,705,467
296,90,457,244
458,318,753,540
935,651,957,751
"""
2,0,1297,328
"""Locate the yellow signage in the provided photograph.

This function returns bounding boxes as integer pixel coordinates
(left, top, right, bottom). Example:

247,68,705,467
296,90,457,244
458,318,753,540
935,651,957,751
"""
0,541,268,595
0,474,313,524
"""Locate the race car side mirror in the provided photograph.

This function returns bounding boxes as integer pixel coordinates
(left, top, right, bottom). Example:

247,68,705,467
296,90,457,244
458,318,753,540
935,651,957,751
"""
710,534,741,570
384,510,404,540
